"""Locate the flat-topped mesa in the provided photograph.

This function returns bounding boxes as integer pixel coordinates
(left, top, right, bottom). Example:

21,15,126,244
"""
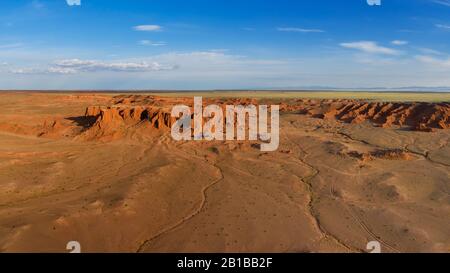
85,106,175,134
82,96,449,138
86,106,144,124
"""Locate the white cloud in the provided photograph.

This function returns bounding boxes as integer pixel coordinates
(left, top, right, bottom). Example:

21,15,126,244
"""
66,0,81,6
417,47,444,55
436,24,450,29
10,68,40,74
416,55,450,67
10,58,176,74
47,67,78,74
139,40,167,46
432,0,450,7
5,50,450,89
54,59,175,72
0,43,24,50
10,67,77,75
340,41,401,55
391,40,408,45
133,25,162,32
277,27,325,33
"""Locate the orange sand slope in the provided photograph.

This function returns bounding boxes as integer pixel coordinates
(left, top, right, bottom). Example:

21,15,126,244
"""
0,92,448,253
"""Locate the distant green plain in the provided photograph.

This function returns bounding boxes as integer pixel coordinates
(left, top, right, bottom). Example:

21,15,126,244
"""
147,91,450,102
10,90,450,103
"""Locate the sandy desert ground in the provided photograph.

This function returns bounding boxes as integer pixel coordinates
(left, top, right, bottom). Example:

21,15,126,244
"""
0,91,448,253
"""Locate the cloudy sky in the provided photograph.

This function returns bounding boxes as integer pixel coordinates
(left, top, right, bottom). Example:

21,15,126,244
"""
0,0,449,90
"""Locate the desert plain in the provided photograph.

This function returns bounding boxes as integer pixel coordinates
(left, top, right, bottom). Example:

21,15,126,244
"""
0,91,448,253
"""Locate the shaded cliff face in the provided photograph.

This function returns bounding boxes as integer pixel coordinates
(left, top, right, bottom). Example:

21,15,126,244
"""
82,105,174,140
85,105,174,129
24,95,449,141
79,96,264,141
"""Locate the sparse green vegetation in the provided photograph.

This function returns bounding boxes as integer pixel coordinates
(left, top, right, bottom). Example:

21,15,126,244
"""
145,91,450,103
11,90,450,103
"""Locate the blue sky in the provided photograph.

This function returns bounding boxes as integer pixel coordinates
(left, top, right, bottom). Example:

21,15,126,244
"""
0,0,450,89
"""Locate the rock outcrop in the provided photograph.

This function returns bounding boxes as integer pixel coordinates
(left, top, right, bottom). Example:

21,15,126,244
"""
61,96,450,141
281,100,450,132
81,105,174,140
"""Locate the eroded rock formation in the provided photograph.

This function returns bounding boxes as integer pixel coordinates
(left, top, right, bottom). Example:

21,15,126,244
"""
280,100,449,131
27,95,450,141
